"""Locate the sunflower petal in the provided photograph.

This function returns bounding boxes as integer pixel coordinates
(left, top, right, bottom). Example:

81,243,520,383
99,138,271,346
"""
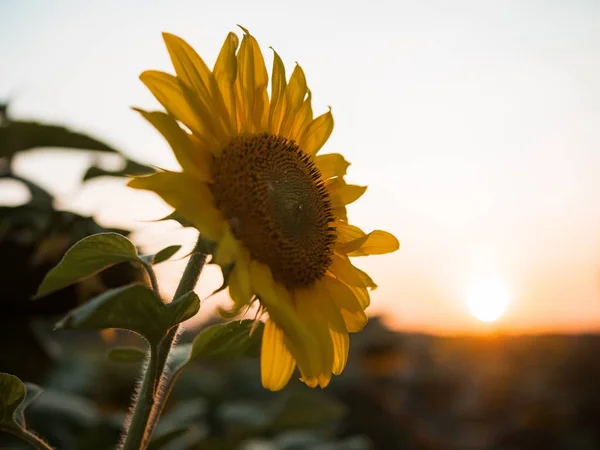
128,172,225,241
261,319,296,391
235,30,269,132
133,108,212,181
328,178,367,207
140,70,206,141
347,230,400,256
228,246,252,307
279,64,307,137
250,261,318,379
214,227,238,266
268,49,287,133
321,275,368,333
213,32,239,130
289,89,313,141
300,108,334,156
348,285,370,309
163,33,233,136
315,153,350,180
295,287,334,388
313,281,349,375
328,253,371,289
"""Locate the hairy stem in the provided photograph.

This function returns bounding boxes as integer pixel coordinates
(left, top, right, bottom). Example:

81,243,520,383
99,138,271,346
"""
121,236,207,450
1,426,54,450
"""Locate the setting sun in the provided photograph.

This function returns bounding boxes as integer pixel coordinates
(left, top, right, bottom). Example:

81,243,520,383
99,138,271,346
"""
465,275,512,323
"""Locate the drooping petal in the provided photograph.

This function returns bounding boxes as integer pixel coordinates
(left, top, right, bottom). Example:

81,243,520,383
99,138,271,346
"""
300,108,334,156
348,285,370,309
228,245,252,307
214,226,238,266
321,275,368,333
261,319,296,391
279,64,307,137
268,49,287,133
250,261,318,379
328,178,367,207
133,108,212,181
213,32,240,131
294,287,334,388
313,281,349,375
315,153,350,180
128,172,225,241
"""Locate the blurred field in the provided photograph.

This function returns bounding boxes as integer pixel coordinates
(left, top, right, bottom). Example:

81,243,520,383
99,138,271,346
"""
1,314,600,450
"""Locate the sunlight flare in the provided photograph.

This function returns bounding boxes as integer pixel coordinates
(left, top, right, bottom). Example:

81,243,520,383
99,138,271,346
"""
465,275,511,323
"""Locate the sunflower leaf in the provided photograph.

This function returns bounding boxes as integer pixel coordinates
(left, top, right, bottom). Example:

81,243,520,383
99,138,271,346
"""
0,373,41,431
107,347,147,363
142,245,182,265
189,320,264,361
35,233,142,298
55,284,200,345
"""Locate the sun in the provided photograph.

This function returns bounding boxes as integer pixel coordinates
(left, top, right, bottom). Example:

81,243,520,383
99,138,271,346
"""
465,275,511,323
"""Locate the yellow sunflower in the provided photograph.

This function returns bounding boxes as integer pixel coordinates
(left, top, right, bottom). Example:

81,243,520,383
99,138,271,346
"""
129,27,399,391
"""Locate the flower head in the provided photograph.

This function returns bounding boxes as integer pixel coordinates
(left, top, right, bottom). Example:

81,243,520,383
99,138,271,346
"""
129,28,399,390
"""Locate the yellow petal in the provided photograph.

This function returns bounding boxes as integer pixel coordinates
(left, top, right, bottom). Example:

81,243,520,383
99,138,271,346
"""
300,108,334,156
328,253,371,289
279,64,307,137
250,261,318,379
295,287,334,388
315,153,350,180
268,49,287,133
133,108,212,181
334,222,366,250
313,281,349,375
261,319,296,391
289,89,313,141
214,226,238,266
140,71,207,142
163,33,233,136
333,206,348,222
128,172,225,241
213,32,239,130
321,275,368,333
328,178,367,207
348,285,370,309
228,246,252,307
347,230,400,256
235,30,268,132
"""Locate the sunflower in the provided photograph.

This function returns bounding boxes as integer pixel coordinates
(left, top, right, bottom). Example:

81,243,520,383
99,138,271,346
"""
129,27,399,391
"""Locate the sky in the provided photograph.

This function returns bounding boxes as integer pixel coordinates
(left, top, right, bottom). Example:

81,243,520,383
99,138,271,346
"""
1,0,600,334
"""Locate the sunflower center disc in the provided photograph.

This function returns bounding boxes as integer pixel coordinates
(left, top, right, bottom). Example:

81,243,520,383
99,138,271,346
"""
211,133,336,289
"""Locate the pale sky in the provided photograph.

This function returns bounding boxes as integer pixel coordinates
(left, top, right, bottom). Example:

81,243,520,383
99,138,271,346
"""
2,0,600,333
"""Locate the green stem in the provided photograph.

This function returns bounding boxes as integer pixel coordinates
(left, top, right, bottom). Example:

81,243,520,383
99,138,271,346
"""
1,426,54,450
142,261,160,297
121,236,207,450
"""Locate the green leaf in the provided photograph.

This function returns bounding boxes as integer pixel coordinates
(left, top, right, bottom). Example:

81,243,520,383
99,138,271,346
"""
56,284,200,345
36,232,141,298
190,320,264,361
0,373,41,431
83,158,154,181
0,120,119,159
158,211,195,228
107,347,146,363
142,245,182,265
270,391,346,430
